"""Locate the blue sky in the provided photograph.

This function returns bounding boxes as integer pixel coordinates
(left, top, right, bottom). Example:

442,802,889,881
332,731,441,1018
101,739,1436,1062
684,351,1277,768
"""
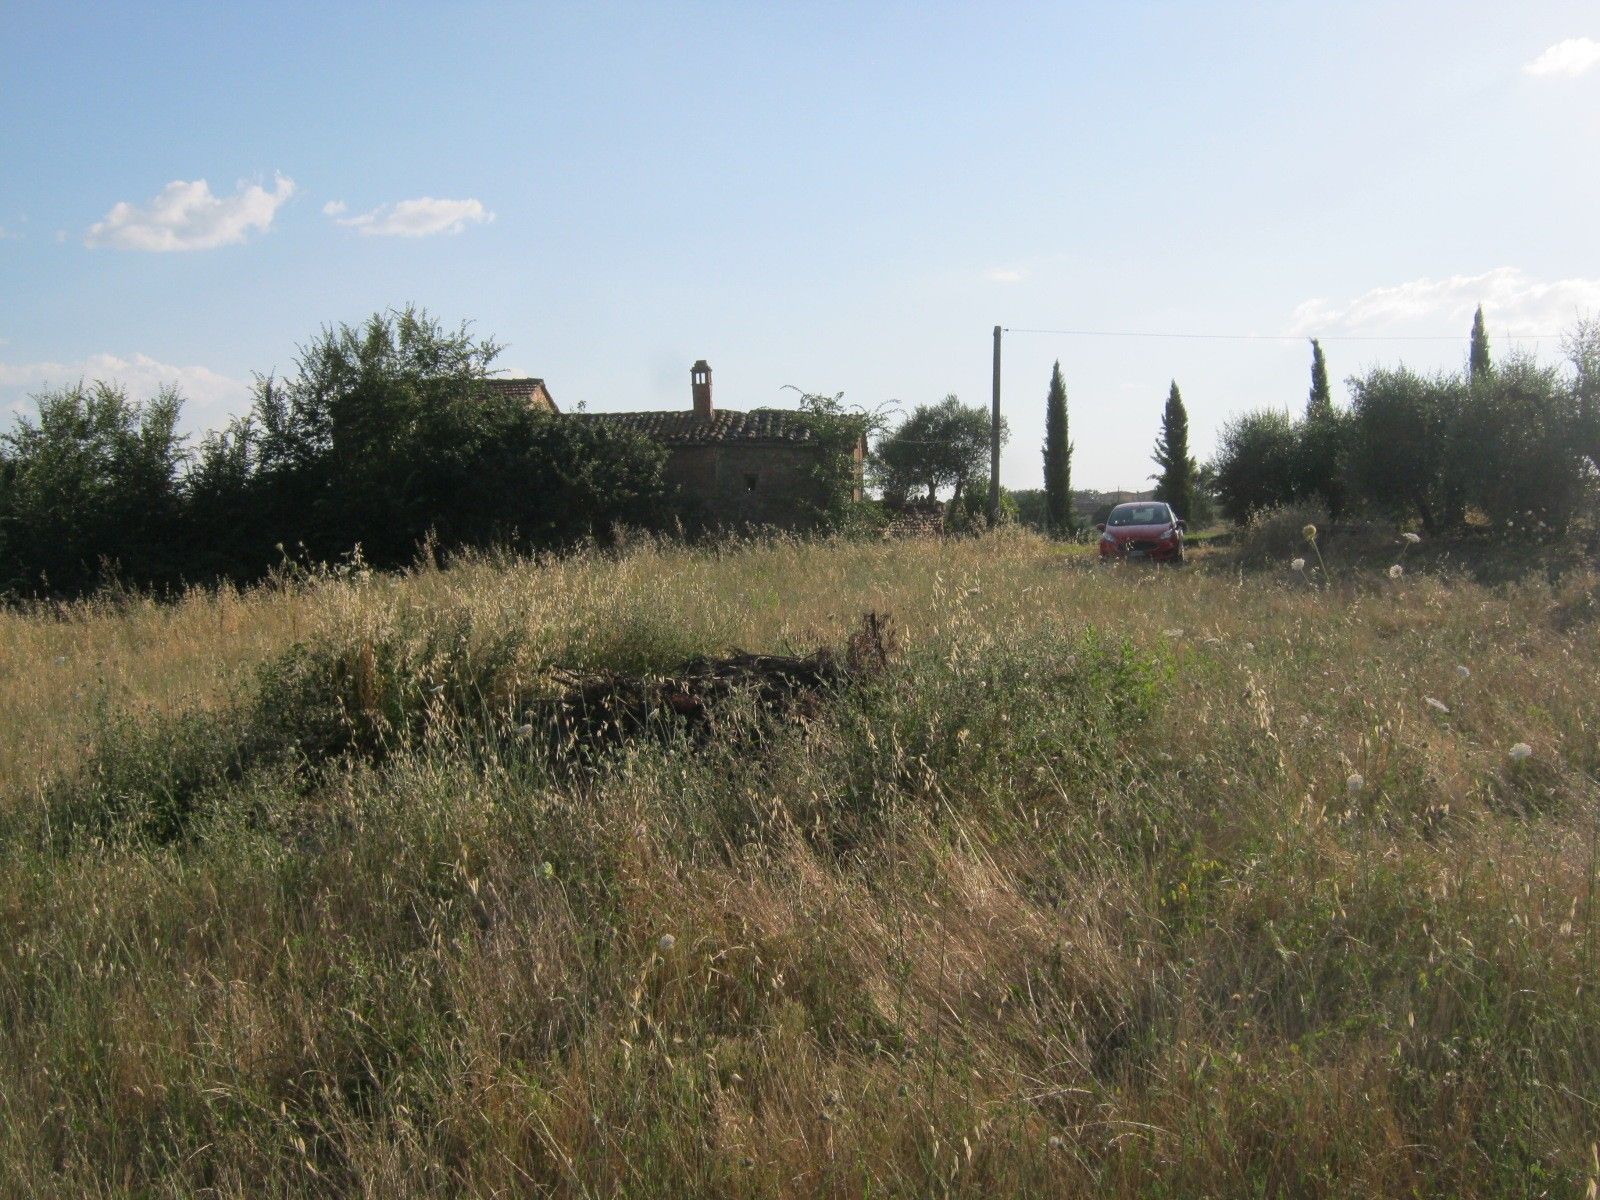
3,1,1598,490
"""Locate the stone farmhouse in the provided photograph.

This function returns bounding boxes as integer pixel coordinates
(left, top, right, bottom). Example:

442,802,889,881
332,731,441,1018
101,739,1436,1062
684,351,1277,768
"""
492,361,865,531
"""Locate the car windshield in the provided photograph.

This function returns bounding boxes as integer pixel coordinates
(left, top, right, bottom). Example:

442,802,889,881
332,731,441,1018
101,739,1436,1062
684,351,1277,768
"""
1107,504,1168,527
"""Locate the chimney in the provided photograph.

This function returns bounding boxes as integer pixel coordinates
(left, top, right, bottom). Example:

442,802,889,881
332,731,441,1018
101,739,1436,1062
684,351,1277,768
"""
691,360,712,416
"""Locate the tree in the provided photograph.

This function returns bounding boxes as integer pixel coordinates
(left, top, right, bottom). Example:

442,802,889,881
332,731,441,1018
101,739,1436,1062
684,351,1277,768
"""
872,395,1004,504
1563,313,1600,474
1470,304,1491,381
0,382,187,596
1295,339,1348,519
1452,353,1584,531
248,307,671,567
1151,381,1195,520
1307,338,1332,416
1346,367,1461,532
1041,361,1074,535
1211,409,1298,523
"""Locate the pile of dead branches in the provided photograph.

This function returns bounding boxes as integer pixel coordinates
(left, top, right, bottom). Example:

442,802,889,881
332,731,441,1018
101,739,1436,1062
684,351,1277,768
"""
541,611,895,752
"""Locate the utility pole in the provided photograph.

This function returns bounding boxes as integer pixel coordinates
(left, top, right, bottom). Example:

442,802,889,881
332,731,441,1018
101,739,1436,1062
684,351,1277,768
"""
989,324,1002,526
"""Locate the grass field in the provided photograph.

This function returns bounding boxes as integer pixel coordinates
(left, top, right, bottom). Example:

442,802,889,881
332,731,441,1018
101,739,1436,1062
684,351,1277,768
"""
1,530,1597,1197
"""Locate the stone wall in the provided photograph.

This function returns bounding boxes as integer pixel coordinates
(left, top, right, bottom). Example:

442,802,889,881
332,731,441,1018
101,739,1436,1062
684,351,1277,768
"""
663,443,826,530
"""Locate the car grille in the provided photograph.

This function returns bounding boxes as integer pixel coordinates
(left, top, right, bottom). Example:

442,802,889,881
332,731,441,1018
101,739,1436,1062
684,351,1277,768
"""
1129,539,1162,552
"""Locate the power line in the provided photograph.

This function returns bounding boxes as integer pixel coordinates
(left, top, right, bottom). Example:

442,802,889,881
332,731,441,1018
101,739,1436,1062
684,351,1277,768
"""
1003,326,1562,342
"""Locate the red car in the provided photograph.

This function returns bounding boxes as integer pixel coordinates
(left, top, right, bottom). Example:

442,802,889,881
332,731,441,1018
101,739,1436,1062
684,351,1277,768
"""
1097,501,1186,564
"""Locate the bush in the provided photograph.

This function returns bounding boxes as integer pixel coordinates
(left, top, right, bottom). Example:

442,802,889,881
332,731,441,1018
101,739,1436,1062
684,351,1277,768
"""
1212,409,1299,522
1231,501,1330,570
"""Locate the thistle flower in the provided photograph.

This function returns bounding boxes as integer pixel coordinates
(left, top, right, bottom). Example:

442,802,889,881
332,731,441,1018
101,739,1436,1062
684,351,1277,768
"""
657,933,677,953
1291,557,1307,572
1346,773,1365,795
1303,524,1318,542
1389,564,1404,579
1402,532,1421,544
1508,742,1533,762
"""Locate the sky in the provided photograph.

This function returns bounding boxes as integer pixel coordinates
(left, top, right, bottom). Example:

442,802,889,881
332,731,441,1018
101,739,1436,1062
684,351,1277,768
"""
3,1,1599,491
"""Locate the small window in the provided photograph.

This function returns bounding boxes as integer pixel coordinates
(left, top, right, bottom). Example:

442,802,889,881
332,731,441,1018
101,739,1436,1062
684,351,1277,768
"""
744,474,758,492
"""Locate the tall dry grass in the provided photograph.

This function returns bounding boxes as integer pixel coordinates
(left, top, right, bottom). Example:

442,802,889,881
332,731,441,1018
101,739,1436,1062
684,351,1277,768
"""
1,530,1597,1196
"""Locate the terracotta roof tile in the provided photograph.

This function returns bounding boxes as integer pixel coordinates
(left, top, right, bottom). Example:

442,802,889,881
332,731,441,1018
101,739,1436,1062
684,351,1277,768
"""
574,408,819,445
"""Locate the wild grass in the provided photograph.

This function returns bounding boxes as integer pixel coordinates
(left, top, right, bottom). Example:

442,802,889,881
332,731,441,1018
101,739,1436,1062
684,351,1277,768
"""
1,530,1597,1196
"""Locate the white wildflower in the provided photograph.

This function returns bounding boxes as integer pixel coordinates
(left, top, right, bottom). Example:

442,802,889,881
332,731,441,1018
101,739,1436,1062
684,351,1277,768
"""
1346,773,1365,795
1389,564,1404,579
1302,524,1318,542
1424,697,1449,714
1291,557,1307,572
1455,665,1471,680
657,933,677,953
1402,531,1421,544
514,723,535,737
1508,742,1533,763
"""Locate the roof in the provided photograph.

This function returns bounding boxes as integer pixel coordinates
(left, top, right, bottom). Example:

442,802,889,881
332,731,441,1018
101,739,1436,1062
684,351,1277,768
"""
574,408,824,445
485,377,557,411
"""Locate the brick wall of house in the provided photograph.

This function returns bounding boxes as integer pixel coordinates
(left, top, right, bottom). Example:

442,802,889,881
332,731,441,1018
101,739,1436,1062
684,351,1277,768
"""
663,443,826,529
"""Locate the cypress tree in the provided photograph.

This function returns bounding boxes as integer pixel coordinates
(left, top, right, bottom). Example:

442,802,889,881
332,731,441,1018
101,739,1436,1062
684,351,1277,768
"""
1152,381,1195,521
1307,338,1332,417
1469,304,1491,380
1298,339,1346,519
1042,360,1074,534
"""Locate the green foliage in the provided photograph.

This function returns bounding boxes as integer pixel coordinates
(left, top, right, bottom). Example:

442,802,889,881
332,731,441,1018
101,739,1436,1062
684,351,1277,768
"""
0,307,671,599
1470,303,1491,381
872,394,1004,503
1562,313,1600,472
1347,366,1460,531
1454,354,1585,530
1212,408,1299,523
0,382,188,595
1307,338,1333,416
1041,361,1074,535
773,388,881,533
1151,381,1196,521
945,481,1019,533
237,306,667,567
1295,341,1350,520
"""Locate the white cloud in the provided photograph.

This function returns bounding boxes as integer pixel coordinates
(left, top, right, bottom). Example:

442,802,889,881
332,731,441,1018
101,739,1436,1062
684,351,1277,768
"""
85,175,295,252
985,267,1026,284
1288,268,1600,338
322,199,347,216
0,353,251,429
330,196,493,238
1524,37,1600,77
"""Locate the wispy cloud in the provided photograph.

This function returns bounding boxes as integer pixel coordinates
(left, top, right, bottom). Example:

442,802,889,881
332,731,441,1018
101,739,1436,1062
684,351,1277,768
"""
0,353,250,427
1288,268,1600,338
985,267,1026,284
1524,37,1600,77
329,197,493,238
85,175,295,252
